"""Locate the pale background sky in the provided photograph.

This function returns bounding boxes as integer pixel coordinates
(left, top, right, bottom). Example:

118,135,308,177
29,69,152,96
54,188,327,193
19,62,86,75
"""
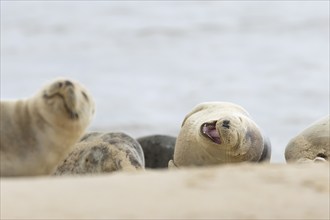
1,1,329,162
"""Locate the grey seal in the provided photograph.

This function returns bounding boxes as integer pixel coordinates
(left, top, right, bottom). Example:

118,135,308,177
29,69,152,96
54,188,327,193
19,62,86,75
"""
137,135,176,169
0,78,95,177
54,132,145,175
169,102,271,168
285,115,329,163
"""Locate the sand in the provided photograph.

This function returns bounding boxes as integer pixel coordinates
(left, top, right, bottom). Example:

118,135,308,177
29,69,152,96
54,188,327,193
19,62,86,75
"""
1,163,329,219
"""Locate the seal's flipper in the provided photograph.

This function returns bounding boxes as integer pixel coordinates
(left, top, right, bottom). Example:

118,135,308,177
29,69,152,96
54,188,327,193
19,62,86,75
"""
168,160,178,169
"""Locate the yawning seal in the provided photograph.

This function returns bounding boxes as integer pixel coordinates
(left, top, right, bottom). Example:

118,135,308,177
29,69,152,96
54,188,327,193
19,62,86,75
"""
169,102,271,168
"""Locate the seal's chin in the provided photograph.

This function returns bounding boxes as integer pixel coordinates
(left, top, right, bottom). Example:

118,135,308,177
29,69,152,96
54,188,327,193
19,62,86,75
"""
201,121,221,144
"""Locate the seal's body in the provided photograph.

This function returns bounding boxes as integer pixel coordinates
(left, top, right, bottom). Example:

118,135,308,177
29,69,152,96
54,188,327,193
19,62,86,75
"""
285,115,329,163
54,132,145,175
0,78,95,177
169,102,271,168
137,135,176,169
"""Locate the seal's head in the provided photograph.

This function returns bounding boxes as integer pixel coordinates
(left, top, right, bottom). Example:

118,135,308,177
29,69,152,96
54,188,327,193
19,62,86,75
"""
285,115,329,163
200,114,263,161
172,102,265,167
34,78,95,130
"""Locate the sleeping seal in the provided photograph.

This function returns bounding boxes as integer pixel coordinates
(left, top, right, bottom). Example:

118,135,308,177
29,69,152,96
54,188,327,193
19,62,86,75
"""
54,132,145,175
169,102,271,168
285,115,329,163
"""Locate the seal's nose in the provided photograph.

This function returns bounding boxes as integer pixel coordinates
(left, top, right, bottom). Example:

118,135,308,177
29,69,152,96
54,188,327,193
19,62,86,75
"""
222,120,230,129
65,80,74,87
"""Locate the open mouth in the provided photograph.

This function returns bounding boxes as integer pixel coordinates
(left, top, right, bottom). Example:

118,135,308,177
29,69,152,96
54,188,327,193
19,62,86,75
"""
201,121,221,144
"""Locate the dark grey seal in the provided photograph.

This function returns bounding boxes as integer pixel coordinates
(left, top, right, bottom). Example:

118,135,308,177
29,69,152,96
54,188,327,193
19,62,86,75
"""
137,135,176,169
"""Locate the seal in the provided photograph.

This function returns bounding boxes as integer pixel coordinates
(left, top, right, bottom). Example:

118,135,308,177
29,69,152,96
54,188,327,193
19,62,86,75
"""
54,132,145,175
285,115,329,163
0,78,95,177
169,102,271,168
137,135,176,169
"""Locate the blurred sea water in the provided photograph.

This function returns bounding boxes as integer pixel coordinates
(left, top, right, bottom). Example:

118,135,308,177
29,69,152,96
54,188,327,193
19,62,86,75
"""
1,1,329,162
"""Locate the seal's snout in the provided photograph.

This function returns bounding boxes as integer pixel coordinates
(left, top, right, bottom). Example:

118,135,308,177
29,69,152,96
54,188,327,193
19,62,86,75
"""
43,79,82,120
222,120,230,129
64,80,74,87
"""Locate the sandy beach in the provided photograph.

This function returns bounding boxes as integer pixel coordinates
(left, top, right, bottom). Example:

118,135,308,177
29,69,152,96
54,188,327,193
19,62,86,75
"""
1,163,329,219
1,1,329,219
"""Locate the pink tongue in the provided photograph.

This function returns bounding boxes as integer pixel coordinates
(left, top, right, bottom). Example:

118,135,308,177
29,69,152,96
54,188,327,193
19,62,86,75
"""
208,128,219,138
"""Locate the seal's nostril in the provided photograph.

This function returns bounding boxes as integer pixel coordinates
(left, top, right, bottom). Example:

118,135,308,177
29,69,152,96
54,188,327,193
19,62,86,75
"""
222,120,230,129
223,120,230,125
65,80,73,86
